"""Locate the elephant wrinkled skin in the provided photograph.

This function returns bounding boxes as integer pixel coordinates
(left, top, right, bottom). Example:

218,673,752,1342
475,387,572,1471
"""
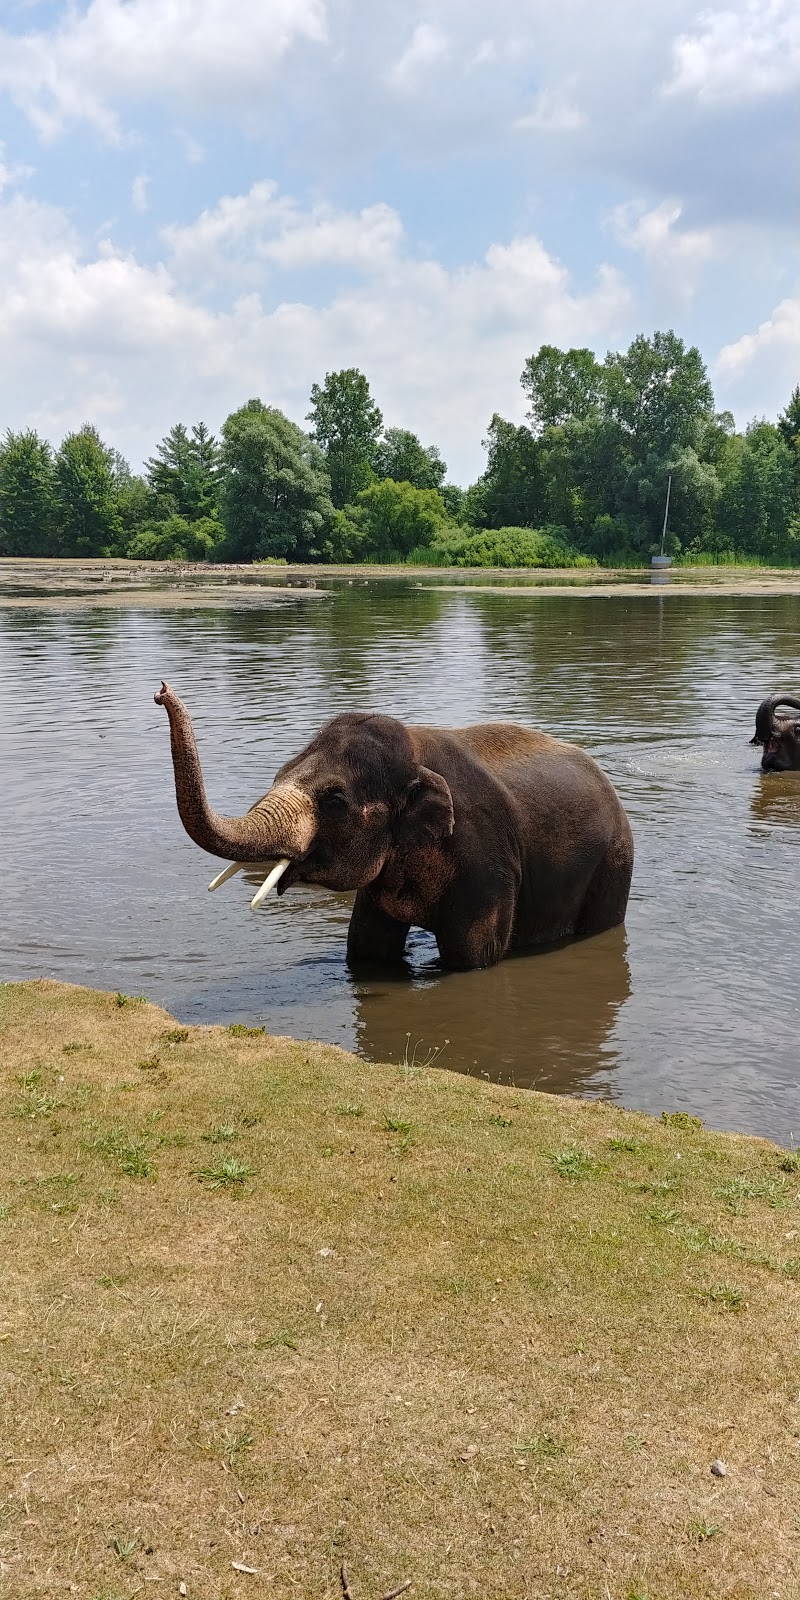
155,683,634,972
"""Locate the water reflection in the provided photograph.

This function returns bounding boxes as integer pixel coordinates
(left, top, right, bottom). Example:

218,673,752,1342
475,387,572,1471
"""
352,926,630,1097
749,773,800,832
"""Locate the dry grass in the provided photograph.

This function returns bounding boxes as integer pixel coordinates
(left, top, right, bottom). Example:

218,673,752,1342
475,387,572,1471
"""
1,980,798,1600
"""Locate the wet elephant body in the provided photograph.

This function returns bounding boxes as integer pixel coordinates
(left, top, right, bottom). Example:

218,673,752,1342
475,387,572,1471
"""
156,686,634,972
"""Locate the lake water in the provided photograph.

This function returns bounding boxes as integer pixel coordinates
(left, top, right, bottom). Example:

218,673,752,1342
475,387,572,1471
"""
2,566,799,1145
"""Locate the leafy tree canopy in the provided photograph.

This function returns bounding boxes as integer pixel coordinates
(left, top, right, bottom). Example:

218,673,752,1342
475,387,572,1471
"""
349,478,450,560
145,421,220,521
476,414,544,529
55,425,122,557
219,400,334,562
521,345,603,434
307,368,383,508
603,330,714,459
777,384,800,450
126,514,225,563
375,427,446,490
0,429,57,557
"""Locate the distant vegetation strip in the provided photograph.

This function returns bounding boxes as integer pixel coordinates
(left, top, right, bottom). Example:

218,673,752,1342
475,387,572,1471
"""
1,332,798,569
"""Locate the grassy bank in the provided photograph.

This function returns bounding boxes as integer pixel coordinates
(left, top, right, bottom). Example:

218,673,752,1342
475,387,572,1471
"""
1,981,798,1599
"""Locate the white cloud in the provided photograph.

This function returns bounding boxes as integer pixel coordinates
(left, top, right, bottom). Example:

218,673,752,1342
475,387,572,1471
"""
515,86,586,133
131,174,149,214
715,297,800,418
665,0,800,103
389,23,450,90
0,181,631,482
0,141,34,194
0,0,327,138
0,2,793,236
175,129,206,165
162,182,405,285
610,198,718,297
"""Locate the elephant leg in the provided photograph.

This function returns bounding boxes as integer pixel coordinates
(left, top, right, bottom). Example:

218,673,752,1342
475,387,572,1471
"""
347,891,411,967
575,834,634,938
434,897,514,971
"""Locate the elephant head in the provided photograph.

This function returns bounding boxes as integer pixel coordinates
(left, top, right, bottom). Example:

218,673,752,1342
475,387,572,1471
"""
154,683,454,907
750,694,800,772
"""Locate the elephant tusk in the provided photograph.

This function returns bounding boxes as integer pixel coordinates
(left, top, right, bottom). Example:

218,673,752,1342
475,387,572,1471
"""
208,861,246,892
249,857,292,912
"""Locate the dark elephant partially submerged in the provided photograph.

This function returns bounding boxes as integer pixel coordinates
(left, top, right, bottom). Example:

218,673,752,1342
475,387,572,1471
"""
155,683,634,971
750,694,800,771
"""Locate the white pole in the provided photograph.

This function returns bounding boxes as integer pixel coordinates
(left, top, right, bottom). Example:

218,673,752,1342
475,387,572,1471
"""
660,474,672,555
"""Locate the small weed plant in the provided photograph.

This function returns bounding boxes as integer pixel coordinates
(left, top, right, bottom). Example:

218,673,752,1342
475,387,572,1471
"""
194,1157,255,1191
549,1146,596,1180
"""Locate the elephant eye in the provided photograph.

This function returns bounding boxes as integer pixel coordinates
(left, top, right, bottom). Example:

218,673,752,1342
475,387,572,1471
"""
320,788,348,817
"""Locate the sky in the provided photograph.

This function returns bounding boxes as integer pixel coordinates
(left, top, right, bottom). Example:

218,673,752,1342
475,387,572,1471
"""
0,0,797,485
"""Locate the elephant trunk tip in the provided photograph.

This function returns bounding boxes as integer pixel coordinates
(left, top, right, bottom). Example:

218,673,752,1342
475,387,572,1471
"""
154,680,172,707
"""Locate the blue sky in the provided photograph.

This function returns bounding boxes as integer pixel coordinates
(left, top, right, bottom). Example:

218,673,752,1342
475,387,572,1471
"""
0,0,797,483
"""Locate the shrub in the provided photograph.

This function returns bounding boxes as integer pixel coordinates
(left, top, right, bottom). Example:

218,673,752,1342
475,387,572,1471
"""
410,525,596,569
125,514,225,562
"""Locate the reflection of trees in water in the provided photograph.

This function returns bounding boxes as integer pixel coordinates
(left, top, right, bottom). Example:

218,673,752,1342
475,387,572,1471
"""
1,601,131,667
352,925,631,1100
468,591,800,752
159,583,453,725
749,774,800,835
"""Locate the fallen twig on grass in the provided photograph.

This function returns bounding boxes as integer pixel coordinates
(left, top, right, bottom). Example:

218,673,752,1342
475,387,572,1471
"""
340,1563,412,1600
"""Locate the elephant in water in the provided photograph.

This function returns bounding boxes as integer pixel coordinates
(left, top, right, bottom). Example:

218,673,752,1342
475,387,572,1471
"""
155,683,634,972
750,694,800,771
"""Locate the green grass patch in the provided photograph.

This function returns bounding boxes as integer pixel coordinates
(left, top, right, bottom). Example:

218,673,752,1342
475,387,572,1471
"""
193,1156,256,1190
549,1145,597,1179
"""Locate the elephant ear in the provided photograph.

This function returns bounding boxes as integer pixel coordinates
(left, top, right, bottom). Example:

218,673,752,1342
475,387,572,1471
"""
397,767,455,843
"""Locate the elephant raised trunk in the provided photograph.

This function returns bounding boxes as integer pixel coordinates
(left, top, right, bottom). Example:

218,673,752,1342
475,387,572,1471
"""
154,683,316,871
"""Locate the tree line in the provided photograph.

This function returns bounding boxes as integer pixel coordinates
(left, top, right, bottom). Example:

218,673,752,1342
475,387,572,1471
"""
1,332,798,567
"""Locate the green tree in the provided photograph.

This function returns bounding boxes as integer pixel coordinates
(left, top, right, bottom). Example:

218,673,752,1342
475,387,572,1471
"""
349,478,450,560
521,345,603,435
537,415,633,549
219,400,334,561
375,427,446,490
633,447,721,556
0,429,57,556
145,421,221,520
111,454,153,542
713,422,796,558
777,385,800,507
477,414,544,529
603,330,714,460
307,369,383,508
54,426,122,557
439,483,466,520
777,385,800,453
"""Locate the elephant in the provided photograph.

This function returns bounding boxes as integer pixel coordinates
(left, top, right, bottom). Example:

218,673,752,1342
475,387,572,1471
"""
750,694,800,771
155,683,634,972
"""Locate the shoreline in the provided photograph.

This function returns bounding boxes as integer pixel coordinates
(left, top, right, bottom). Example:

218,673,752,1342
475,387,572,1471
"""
4,554,800,604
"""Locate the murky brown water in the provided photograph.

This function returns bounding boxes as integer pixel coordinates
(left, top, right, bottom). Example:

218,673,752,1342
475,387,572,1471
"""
2,565,799,1144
